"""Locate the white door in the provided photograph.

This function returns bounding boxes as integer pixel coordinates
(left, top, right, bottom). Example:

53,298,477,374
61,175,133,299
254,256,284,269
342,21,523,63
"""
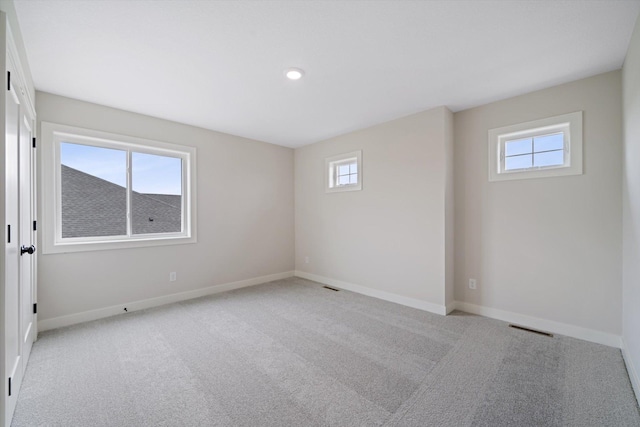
18,107,35,378
4,65,36,426
4,74,22,427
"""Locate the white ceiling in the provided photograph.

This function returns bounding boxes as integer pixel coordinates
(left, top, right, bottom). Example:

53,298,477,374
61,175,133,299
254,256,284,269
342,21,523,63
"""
13,0,640,148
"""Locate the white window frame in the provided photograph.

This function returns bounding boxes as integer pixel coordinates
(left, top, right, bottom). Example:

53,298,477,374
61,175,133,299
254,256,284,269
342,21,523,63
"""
488,111,582,182
325,150,362,193
41,122,197,254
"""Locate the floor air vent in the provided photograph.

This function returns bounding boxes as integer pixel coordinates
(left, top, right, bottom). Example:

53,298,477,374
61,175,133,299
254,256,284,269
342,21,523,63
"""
323,286,340,292
509,324,553,337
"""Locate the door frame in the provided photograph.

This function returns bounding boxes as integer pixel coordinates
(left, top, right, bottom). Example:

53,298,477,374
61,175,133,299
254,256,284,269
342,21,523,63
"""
1,15,37,427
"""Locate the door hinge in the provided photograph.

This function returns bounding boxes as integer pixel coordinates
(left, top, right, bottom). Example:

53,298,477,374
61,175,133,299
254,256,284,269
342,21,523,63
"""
8,377,11,397
33,303,37,314
7,224,10,243
32,137,36,148
6,71,10,91
33,220,37,231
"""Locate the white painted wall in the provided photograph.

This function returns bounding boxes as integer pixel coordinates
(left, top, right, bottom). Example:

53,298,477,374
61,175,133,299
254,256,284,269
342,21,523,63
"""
622,14,640,401
36,92,294,323
454,71,623,336
295,107,454,313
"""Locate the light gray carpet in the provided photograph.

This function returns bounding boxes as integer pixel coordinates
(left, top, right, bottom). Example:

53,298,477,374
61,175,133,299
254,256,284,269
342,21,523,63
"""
12,277,640,426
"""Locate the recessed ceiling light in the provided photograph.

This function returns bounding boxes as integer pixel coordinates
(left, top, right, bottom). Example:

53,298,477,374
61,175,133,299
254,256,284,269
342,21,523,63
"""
285,68,304,80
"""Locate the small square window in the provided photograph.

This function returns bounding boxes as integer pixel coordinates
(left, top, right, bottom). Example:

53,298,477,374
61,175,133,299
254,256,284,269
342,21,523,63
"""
325,150,362,193
488,111,582,182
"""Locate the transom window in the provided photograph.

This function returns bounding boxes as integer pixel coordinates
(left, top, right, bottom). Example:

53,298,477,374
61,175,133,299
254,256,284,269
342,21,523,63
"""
336,159,358,185
488,111,582,182
504,132,565,171
325,150,362,193
41,122,197,253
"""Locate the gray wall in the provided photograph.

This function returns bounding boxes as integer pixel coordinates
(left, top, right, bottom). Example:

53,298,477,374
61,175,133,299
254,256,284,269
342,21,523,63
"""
37,70,628,346
295,106,454,313
31,37,636,398
622,13,640,399
36,92,294,322
454,71,623,337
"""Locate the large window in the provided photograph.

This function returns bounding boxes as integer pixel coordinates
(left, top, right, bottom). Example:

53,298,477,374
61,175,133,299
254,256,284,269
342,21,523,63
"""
488,111,582,182
42,122,196,253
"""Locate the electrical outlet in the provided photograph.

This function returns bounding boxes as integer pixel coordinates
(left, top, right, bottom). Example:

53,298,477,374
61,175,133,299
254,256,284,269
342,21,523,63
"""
304,256,310,264
469,279,477,290
169,272,177,282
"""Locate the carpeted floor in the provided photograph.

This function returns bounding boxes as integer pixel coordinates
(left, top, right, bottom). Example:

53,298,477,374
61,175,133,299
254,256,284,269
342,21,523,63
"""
12,277,640,426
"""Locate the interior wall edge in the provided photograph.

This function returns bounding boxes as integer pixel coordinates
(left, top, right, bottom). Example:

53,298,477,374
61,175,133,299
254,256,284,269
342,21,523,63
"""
37,270,295,332
445,300,458,314
622,338,640,404
294,271,447,315
455,301,622,349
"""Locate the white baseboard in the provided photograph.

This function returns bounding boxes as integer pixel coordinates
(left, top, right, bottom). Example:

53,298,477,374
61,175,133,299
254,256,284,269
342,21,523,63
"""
291,275,620,348
38,271,295,331
39,270,625,352
621,338,640,404
455,301,622,348
294,271,447,315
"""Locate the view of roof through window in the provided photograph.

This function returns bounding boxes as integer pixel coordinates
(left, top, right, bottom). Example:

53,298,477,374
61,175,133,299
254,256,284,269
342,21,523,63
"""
60,142,183,238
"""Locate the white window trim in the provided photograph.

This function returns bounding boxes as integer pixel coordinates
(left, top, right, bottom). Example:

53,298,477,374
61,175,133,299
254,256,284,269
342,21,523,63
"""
41,122,197,254
488,111,582,182
325,150,362,193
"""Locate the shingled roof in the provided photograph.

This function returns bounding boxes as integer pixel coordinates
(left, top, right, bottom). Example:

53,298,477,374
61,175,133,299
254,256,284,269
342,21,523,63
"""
61,164,181,238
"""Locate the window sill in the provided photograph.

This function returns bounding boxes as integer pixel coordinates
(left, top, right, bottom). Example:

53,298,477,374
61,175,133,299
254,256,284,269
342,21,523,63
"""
42,234,197,254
